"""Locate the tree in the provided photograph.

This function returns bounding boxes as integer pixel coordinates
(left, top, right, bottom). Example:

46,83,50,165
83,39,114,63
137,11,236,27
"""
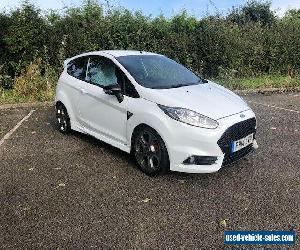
227,1,276,27
4,2,46,75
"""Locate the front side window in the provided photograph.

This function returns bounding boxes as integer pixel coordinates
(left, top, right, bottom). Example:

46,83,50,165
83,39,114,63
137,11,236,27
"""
117,55,202,89
67,57,88,81
86,56,118,87
115,68,139,98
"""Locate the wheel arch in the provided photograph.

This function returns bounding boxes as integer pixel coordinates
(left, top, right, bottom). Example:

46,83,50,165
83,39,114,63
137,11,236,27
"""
130,123,149,146
55,100,64,108
130,122,171,173
55,90,75,122
129,122,170,155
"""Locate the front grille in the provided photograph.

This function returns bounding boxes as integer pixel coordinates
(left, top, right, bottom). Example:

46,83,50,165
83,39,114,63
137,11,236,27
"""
218,117,256,166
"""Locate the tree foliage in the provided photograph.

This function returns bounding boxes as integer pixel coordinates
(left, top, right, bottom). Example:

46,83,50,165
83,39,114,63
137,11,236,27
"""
0,0,299,89
227,1,275,27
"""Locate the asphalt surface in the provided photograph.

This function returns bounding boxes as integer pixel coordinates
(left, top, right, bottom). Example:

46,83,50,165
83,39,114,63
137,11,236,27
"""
0,93,299,249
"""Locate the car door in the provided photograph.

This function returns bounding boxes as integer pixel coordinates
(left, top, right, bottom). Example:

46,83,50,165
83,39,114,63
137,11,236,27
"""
65,56,89,118
77,55,128,145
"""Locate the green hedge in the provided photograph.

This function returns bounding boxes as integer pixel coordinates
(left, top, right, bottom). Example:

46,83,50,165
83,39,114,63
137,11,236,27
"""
0,0,300,89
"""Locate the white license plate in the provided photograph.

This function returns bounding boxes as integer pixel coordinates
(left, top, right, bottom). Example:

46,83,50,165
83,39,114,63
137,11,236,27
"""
231,133,254,153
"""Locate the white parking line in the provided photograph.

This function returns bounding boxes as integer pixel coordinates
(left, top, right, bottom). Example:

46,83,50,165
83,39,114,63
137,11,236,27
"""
247,101,300,114
0,109,35,147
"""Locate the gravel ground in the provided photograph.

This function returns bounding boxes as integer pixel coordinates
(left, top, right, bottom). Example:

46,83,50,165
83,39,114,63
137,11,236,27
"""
0,93,299,249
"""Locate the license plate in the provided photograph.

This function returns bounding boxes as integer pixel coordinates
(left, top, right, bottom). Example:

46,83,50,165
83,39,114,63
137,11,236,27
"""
231,133,254,153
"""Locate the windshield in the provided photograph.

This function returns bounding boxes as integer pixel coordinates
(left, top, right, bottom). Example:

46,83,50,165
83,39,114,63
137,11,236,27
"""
117,55,202,89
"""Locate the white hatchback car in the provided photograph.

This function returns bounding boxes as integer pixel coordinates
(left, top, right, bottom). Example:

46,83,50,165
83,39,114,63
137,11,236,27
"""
55,50,258,176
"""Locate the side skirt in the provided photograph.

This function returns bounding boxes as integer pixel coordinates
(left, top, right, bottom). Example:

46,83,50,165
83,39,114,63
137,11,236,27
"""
71,121,131,153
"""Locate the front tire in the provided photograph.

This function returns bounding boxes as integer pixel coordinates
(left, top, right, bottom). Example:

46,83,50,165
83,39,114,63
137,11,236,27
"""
56,103,71,134
133,126,169,176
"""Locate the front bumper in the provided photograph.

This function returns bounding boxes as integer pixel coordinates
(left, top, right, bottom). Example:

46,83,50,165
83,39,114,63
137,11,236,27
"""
167,109,257,173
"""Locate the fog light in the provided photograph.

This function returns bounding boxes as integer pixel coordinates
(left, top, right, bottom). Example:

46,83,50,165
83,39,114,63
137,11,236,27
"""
183,156,217,165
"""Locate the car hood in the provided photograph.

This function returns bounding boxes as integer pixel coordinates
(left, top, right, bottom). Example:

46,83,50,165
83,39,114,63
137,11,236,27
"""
139,81,250,120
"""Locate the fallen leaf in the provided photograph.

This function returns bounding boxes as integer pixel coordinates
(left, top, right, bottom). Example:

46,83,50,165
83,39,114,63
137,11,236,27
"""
219,219,229,228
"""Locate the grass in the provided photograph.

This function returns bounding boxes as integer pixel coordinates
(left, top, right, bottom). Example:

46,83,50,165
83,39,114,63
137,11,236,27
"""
1,74,300,105
0,88,54,104
0,89,29,104
217,74,300,90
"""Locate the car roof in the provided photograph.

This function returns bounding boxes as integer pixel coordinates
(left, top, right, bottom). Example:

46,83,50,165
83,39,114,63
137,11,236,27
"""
80,50,160,58
105,50,160,57
64,50,162,67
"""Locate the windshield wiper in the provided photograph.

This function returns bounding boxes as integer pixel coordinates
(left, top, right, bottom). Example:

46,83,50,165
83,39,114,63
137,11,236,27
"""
168,83,191,88
201,78,208,83
154,79,207,89
171,79,205,88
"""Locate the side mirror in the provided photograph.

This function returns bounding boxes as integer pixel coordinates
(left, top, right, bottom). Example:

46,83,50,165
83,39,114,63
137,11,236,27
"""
103,84,124,103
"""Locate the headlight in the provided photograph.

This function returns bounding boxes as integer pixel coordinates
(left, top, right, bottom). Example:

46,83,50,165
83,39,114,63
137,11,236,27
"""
158,105,219,129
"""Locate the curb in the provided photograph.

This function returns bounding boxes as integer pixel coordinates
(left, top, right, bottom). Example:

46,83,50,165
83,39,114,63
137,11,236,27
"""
234,87,300,95
0,101,54,110
0,87,299,110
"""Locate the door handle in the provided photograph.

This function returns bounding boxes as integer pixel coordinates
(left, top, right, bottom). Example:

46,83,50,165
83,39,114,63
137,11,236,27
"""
80,88,87,94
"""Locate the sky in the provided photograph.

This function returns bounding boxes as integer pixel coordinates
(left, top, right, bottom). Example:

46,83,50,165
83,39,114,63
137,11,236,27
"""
0,0,299,17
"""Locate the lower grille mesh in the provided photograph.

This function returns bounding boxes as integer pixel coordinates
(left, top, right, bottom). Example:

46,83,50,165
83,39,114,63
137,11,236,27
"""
218,117,256,166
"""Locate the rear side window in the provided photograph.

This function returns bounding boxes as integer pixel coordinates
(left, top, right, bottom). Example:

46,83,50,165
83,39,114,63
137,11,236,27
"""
86,56,118,87
85,55,140,98
67,57,88,81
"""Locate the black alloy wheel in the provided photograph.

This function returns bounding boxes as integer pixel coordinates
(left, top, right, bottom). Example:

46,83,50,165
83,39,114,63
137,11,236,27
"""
133,126,169,176
56,103,71,134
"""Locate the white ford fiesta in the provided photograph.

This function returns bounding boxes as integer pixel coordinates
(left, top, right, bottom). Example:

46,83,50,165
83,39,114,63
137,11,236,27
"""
55,50,258,176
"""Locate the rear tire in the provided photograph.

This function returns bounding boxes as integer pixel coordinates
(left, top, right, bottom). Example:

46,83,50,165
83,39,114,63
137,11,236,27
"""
56,103,71,134
132,126,169,176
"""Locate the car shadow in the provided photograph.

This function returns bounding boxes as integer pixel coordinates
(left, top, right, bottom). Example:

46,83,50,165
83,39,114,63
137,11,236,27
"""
49,117,136,162
50,119,252,181
69,129,140,168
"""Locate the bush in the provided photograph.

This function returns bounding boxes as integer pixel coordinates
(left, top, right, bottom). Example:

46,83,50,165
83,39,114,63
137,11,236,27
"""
12,58,57,102
0,0,299,98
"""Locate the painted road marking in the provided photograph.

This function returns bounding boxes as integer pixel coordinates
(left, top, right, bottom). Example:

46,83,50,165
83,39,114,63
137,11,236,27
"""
0,109,35,147
247,101,300,114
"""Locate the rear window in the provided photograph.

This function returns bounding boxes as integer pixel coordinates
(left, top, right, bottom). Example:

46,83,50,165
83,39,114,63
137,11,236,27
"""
67,56,88,81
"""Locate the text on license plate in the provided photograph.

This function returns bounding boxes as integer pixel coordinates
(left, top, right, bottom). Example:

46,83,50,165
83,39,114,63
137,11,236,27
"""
231,133,254,153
